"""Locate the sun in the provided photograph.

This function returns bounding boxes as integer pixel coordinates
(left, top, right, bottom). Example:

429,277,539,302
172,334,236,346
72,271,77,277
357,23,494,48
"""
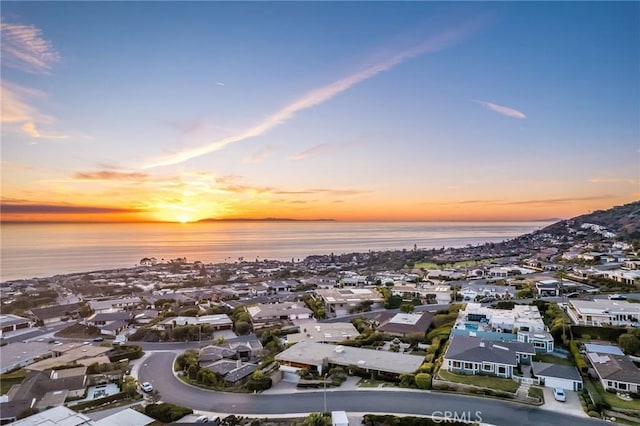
178,215,190,224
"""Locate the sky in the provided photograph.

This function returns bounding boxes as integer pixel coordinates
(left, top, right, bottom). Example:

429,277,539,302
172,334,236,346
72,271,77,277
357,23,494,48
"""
1,1,639,223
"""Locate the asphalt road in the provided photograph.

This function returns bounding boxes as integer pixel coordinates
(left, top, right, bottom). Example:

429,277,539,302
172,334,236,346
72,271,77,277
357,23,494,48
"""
138,352,605,426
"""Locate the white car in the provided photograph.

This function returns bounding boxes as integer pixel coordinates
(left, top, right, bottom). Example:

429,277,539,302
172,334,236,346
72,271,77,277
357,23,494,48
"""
140,382,153,393
553,387,566,402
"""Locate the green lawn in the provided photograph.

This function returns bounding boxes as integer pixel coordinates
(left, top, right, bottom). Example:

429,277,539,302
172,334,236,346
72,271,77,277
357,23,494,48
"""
0,369,26,395
438,369,520,393
532,353,574,366
593,381,640,411
528,386,545,403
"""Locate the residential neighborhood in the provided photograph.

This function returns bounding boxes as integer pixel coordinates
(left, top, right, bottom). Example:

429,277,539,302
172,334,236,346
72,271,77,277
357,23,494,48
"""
1,207,640,425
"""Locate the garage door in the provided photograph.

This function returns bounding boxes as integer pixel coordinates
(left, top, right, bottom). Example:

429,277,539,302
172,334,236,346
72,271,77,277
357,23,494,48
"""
282,371,300,384
543,376,574,390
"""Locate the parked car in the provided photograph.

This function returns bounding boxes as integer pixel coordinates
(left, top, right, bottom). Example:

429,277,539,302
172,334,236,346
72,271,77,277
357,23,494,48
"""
553,387,566,402
140,382,153,393
608,294,627,300
92,336,104,342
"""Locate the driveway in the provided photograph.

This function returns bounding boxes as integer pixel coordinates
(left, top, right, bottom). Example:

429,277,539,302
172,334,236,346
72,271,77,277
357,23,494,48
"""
540,387,588,418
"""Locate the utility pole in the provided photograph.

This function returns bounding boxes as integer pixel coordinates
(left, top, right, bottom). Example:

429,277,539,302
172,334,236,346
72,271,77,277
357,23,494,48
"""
323,373,328,413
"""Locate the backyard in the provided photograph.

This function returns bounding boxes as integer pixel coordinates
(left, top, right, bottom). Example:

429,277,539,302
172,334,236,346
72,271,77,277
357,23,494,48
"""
532,353,574,366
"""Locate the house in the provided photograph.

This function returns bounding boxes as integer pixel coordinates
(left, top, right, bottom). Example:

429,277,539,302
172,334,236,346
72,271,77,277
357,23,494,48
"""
94,408,155,425
157,314,233,331
261,279,298,294
315,288,383,318
0,368,87,423
30,303,82,325
4,406,93,426
275,340,424,383
246,302,312,329
452,303,554,352
84,312,133,336
287,322,360,344
587,351,640,393
375,312,433,338
0,314,34,337
0,342,53,374
442,335,535,378
535,280,560,297
531,362,583,391
459,284,516,301
88,297,142,313
566,300,640,326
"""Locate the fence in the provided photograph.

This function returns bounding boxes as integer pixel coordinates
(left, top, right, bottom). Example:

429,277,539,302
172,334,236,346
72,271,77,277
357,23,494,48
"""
512,375,540,385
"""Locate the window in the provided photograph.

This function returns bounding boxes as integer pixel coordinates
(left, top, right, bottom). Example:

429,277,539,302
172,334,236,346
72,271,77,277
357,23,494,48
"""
464,362,473,370
483,363,493,371
618,383,627,390
498,366,506,374
452,361,461,368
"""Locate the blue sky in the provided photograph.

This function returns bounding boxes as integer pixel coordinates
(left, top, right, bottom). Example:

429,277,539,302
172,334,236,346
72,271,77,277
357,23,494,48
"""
1,1,638,222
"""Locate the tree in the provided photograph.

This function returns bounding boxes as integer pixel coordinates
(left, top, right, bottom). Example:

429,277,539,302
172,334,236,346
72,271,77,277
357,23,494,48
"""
302,413,330,426
235,320,251,335
415,373,432,389
400,303,415,313
619,333,640,355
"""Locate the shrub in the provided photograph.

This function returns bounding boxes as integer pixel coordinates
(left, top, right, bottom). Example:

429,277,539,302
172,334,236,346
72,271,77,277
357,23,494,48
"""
587,411,600,418
145,403,193,423
415,373,432,390
418,363,433,374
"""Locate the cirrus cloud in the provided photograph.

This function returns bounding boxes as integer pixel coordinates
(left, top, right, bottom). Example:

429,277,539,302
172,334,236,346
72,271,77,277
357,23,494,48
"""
474,100,526,119
1,20,60,74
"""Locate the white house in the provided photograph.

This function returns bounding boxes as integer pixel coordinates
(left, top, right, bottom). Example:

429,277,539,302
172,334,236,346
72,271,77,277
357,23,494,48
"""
566,300,640,326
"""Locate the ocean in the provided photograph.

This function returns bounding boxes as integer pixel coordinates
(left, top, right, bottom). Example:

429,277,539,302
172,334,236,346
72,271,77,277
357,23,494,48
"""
0,221,551,282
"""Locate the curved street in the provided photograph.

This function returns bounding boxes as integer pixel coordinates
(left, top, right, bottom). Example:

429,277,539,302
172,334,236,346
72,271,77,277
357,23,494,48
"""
138,352,605,426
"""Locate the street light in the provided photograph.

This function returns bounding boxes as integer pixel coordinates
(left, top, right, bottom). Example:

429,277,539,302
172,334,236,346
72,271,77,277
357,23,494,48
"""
323,372,328,413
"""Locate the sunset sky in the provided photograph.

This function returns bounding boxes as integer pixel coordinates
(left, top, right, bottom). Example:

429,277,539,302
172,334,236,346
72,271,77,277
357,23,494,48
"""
1,2,639,223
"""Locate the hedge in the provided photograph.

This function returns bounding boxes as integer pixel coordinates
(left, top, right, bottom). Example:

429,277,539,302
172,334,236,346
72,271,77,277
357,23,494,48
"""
108,345,144,363
72,391,129,411
145,403,193,423
415,373,432,390
362,414,472,426
571,325,628,342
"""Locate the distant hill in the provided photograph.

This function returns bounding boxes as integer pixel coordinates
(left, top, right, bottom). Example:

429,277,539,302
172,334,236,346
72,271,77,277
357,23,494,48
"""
538,200,640,242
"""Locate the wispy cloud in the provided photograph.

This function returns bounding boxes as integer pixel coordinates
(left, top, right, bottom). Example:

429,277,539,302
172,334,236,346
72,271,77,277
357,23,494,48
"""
1,20,60,74
143,18,486,168
243,145,274,163
1,81,69,140
0,203,144,215
422,195,614,207
288,140,358,160
73,170,149,182
588,178,637,185
474,100,526,119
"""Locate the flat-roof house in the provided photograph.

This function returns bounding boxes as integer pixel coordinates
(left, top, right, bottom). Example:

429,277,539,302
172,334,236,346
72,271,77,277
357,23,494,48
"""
375,312,433,338
0,314,33,337
0,342,53,374
531,362,583,391
275,340,424,383
157,314,233,331
315,288,383,318
567,300,640,326
5,406,93,426
442,335,535,379
453,303,554,352
287,322,360,344
30,303,82,325
246,302,312,329
88,297,142,313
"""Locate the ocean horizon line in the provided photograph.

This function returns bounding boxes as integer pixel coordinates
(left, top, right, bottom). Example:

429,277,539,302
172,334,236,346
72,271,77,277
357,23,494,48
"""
0,218,561,225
